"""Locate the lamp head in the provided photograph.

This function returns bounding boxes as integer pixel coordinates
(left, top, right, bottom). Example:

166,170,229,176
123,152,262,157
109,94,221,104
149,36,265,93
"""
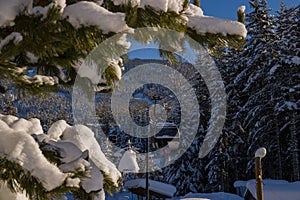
255,147,267,158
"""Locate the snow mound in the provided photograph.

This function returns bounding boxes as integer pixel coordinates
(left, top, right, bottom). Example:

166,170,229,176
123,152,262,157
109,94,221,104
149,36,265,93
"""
233,180,247,187
246,179,300,200
0,114,19,126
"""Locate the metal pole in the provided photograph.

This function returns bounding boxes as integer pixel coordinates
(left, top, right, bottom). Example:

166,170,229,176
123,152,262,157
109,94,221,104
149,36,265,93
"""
255,157,264,200
146,130,150,200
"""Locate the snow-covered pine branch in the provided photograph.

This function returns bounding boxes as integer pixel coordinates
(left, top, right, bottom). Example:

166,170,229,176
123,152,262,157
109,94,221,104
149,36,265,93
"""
0,0,246,91
0,114,121,200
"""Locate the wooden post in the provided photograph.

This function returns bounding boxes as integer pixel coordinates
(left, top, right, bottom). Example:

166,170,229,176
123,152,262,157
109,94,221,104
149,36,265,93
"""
255,157,264,200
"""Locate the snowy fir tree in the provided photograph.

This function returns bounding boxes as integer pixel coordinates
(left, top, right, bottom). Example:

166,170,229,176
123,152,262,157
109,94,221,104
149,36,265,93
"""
0,0,249,199
234,0,281,179
219,0,299,185
274,3,300,181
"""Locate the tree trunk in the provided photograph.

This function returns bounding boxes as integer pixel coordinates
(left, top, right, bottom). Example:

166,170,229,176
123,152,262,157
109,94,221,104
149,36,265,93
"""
275,116,283,179
290,110,300,181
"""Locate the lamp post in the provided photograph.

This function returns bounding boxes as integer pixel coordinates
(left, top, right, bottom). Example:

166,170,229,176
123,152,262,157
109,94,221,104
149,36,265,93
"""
255,147,267,200
146,94,160,200
146,132,150,200
132,95,152,200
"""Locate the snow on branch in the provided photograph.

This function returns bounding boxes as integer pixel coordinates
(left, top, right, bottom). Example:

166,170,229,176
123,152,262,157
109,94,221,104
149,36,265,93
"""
183,4,247,38
140,0,186,13
0,114,121,198
0,0,246,38
0,0,32,27
62,1,131,33
0,0,246,92
61,125,121,187
0,117,67,191
111,0,186,13
0,32,23,53
20,75,59,86
112,0,140,7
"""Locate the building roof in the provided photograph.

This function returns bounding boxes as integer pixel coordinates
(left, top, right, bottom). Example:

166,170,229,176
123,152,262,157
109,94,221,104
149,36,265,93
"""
124,178,176,198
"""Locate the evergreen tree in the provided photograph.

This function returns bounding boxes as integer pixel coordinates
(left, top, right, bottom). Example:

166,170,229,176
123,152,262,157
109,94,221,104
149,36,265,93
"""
164,138,206,196
231,0,282,179
274,3,300,181
0,0,249,198
205,49,248,193
219,1,299,183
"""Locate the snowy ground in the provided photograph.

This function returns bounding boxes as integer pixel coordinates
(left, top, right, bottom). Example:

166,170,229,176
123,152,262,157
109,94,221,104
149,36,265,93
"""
173,192,243,200
238,179,300,200
104,191,243,200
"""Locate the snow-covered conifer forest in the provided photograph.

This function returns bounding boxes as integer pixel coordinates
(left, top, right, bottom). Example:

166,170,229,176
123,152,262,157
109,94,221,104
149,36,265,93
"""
0,0,299,199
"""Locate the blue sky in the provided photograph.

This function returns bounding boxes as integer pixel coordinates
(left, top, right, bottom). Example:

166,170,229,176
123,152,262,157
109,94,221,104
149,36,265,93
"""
128,0,299,60
200,0,299,20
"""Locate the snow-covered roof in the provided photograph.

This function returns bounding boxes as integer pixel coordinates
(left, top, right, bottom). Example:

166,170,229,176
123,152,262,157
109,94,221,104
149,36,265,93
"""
233,180,247,188
233,181,247,188
155,135,179,139
174,192,243,200
156,122,178,127
125,179,176,197
245,179,300,200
